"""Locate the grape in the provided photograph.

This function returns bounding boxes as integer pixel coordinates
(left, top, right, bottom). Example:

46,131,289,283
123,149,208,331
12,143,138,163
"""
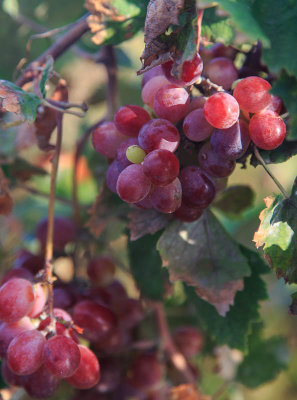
150,178,182,213
24,364,60,398
138,119,180,153
126,145,146,164
87,256,116,286
249,110,286,150
0,317,34,357
205,57,238,90
210,120,251,160
180,166,216,209
204,93,239,129
94,326,131,353
114,105,150,137
53,287,75,309
1,360,25,387
173,326,204,358
213,177,228,193
173,203,203,222
183,109,213,142
1,267,33,285
104,279,128,309
0,278,34,323
135,195,153,210
128,353,163,390
36,217,77,250
116,138,139,169
142,75,170,108
73,300,116,342
211,43,237,60
153,84,190,123
7,330,45,375
28,283,48,318
142,65,163,88
188,96,207,113
233,76,271,113
106,161,121,194
162,53,203,87
143,149,180,186
198,142,236,178
66,345,100,389
116,164,152,203
96,358,121,393
13,249,44,274
264,94,282,114
43,335,80,378
92,122,128,159
116,298,143,329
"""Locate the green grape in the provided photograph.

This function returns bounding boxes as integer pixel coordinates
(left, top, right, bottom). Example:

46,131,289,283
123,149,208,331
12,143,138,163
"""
126,145,146,164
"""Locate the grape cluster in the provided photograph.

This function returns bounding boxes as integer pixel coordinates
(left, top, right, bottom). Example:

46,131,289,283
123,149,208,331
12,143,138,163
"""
92,47,286,223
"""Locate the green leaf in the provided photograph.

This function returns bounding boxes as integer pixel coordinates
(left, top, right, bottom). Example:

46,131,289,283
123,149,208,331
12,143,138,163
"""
253,179,297,283
289,291,297,315
213,185,255,218
250,140,297,166
39,56,54,99
271,71,297,140
157,210,250,315
201,6,235,44
185,247,269,350
236,324,288,388
0,80,41,122
128,232,167,300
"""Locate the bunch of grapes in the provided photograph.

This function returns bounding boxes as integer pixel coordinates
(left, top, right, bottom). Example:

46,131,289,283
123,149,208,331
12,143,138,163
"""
92,48,286,223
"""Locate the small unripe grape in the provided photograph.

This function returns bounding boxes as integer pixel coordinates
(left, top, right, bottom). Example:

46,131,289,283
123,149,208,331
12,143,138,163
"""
126,145,146,164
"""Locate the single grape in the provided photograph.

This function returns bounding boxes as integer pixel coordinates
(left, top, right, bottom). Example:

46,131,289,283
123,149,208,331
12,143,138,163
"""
128,353,163,390
1,360,25,387
66,345,100,389
36,217,77,250
23,364,60,398
28,283,48,318
92,122,128,159
153,84,190,123
143,149,179,186
7,330,45,375
53,287,75,309
126,145,146,164
114,105,150,137
0,317,34,357
198,142,236,178
43,335,81,378
138,119,180,153
116,164,152,203
204,92,239,129
249,110,286,150
116,137,139,169
233,76,272,113
142,75,170,108
173,326,204,358
205,57,238,90
135,195,153,210
106,160,121,194
183,108,213,142
0,278,34,323
180,166,216,209
87,256,116,286
173,203,203,222
150,178,182,213
142,65,163,88
73,300,116,342
188,96,207,113
210,120,251,160
162,53,203,87
210,43,237,60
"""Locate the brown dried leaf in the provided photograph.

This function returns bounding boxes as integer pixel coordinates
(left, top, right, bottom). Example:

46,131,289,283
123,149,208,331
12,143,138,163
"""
128,208,172,241
0,84,21,114
0,168,13,216
169,384,208,400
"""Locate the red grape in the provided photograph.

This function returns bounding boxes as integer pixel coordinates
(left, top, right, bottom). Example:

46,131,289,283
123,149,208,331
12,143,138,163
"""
28,283,48,318
87,256,116,286
249,110,286,150
142,75,170,108
0,278,34,323
264,94,282,114
142,65,163,88
1,267,33,285
153,84,190,123
0,317,34,357
162,53,203,87
188,96,207,113
1,360,25,387
135,195,153,210
128,353,163,390
106,161,122,194
24,364,60,398
116,298,143,329
143,149,179,186
173,203,203,222
36,217,77,250
180,166,216,209
150,178,182,213
173,326,204,358
183,108,213,142
198,142,236,178
205,57,238,90
114,105,150,137
204,92,239,129
116,164,152,203
96,358,121,393
66,345,100,389
92,122,127,159
138,119,180,153
211,43,237,60
233,76,272,113
116,138,139,169
7,330,45,375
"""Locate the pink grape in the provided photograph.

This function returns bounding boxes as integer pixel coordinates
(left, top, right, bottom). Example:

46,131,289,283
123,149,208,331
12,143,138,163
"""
264,95,282,114
114,105,150,137
66,345,100,389
7,330,45,375
138,119,180,153
92,122,127,158
162,53,203,87
23,365,60,398
0,278,34,323
0,317,34,357
143,149,180,186
142,75,170,108
87,256,116,286
183,108,213,142
204,92,239,129
153,84,190,123
198,142,236,178
116,138,139,169
233,76,272,113
106,160,121,193
116,164,152,203
205,57,238,90
150,178,182,213
173,203,203,222
28,283,48,318
142,65,163,87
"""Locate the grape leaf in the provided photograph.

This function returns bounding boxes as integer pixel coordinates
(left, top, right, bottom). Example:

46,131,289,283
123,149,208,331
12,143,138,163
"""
236,324,288,387
250,140,297,166
0,80,41,123
128,208,172,241
157,210,251,315
201,6,235,45
253,178,297,283
128,231,167,300
213,185,255,219
185,246,269,350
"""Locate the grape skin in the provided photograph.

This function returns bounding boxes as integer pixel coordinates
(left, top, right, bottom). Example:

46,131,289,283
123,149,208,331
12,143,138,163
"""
198,142,236,178
87,256,116,286
204,93,239,129
150,178,182,213
233,76,271,113
153,84,190,123
138,119,180,153
162,53,203,87
114,105,150,137
92,122,128,159
0,317,34,358
106,161,122,194
143,149,180,186
23,364,60,398
116,138,139,169
205,57,238,90
142,75,170,109
183,109,213,142
173,203,203,222
116,164,152,204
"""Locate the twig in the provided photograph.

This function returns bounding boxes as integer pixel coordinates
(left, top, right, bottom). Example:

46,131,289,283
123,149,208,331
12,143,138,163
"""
42,100,86,118
102,46,118,118
154,303,196,383
196,9,204,52
197,77,225,94
253,145,289,198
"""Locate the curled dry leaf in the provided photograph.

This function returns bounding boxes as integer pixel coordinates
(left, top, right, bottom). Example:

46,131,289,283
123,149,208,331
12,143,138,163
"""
128,208,172,241
0,168,13,216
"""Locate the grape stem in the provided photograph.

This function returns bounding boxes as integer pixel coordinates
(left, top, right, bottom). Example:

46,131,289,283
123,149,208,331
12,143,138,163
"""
154,303,197,383
44,112,63,329
196,9,204,52
253,145,289,198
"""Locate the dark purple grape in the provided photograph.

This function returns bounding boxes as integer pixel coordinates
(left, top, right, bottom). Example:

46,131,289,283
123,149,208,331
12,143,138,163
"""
198,142,236,178
150,178,182,213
